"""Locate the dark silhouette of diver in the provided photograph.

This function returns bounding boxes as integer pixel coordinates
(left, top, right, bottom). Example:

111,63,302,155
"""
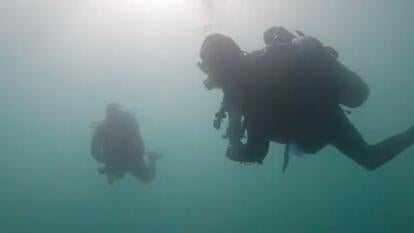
90,103,160,184
197,27,414,171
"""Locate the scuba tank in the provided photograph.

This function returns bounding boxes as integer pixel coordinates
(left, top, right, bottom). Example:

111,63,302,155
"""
263,27,370,172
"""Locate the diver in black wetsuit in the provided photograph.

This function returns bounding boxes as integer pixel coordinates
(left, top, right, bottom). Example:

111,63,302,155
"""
197,27,414,171
90,103,160,184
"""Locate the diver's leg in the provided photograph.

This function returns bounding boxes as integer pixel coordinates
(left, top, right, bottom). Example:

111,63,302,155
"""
130,155,156,184
330,111,414,171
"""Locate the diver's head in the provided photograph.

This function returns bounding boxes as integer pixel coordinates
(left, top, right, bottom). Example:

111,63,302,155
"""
106,102,122,120
263,26,296,45
198,33,245,90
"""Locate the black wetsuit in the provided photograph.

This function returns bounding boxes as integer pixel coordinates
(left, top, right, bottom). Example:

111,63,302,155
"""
232,102,414,170
223,38,414,170
91,112,155,183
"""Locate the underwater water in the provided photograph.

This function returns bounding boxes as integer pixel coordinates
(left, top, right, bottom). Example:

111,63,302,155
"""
1,0,414,232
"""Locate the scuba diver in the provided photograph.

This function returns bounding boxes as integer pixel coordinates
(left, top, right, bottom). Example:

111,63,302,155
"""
90,103,160,184
197,27,414,171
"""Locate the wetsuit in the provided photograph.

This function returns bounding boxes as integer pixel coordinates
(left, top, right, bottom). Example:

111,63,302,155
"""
223,37,414,170
91,112,155,183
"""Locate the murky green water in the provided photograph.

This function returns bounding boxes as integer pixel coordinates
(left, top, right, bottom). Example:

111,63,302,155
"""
1,0,414,232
